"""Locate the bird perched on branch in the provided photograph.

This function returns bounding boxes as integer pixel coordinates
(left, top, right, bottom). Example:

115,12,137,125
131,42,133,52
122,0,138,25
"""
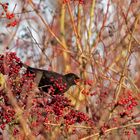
23,64,80,94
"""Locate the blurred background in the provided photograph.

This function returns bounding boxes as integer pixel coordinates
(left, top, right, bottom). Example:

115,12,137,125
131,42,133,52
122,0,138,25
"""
0,0,140,139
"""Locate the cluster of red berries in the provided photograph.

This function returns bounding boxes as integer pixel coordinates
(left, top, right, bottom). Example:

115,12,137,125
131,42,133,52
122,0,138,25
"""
0,2,8,12
125,127,137,139
0,52,34,132
50,77,67,94
0,105,15,130
0,2,18,27
31,93,93,130
0,52,21,75
64,109,93,125
0,52,94,136
118,92,138,115
100,124,110,135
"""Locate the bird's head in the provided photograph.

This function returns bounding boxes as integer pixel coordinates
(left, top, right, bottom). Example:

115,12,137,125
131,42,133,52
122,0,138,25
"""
64,73,80,86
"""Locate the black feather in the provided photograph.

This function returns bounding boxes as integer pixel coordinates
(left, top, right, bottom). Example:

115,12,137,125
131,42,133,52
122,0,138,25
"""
24,65,79,94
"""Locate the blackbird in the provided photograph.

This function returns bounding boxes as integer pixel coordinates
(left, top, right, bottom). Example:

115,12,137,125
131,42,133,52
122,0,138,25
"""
24,65,80,94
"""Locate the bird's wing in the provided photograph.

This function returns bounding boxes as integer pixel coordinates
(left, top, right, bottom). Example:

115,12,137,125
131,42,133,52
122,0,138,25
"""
26,66,68,94
37,69,65,93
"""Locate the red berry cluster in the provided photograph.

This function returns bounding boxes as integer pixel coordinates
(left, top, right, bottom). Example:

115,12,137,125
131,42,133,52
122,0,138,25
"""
50,95,71,116
0,54,4,74
0,52,94,136
118,91,138,116
13,128,19,135
0,52,35,131
132,128,137,135
0,2,8,13
64,109,93,125
31,93,93,130
0,2,18,27
0,106,15,130
50,77,67,94
100,124,110,135
124,127,137,139
0,52,21,75
0,53,34,96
